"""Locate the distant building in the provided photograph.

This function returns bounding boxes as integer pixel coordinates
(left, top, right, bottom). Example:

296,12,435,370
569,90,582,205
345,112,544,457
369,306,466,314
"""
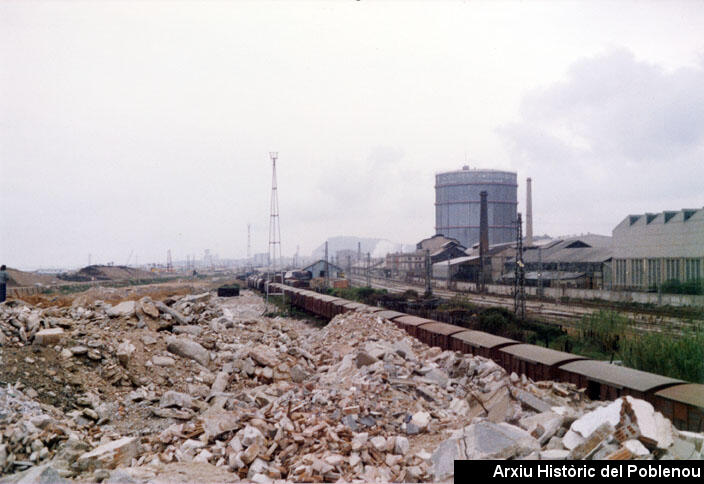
302,260,345,279
387,235,466,279
435,166,517,249
416,234,462,251
612,208,704,290
518,234,613,289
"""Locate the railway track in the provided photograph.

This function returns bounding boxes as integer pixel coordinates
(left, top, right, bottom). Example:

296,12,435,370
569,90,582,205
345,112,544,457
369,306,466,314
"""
350,276,702,334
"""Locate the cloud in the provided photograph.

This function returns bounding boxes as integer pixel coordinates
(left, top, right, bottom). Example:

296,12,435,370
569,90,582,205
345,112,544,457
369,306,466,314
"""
499,48,704,236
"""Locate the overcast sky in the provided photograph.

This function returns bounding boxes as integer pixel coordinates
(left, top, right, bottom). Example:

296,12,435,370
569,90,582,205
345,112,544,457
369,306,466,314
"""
2,1,703,270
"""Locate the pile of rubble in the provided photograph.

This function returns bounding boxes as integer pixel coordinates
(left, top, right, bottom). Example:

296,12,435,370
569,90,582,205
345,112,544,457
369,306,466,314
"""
0,289,702,483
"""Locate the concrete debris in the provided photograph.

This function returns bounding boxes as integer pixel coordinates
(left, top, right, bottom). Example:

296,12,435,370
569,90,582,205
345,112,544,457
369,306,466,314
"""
33,328,64,346
166,336,210,367
76,437,140,471
0,288,701,483
106,301,136,319
116,341,135,368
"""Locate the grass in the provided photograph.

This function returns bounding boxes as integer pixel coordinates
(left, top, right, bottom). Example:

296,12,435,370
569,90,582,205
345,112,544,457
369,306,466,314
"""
620,323,704,383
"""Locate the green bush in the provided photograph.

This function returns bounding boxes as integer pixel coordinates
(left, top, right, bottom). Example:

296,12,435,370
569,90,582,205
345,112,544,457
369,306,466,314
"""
579,311,631,355
620,324,704,383
660,279,704,295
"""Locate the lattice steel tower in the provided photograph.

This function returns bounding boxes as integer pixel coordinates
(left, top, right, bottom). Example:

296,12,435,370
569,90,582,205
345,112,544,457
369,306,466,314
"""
266,152,283,305
513,213,526,320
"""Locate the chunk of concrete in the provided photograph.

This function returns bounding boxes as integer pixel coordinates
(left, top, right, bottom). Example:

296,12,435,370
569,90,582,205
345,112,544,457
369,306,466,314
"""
513,388,552,413
623,439,650,457
106,301,136,318
519,411,564,445
140,299,160,319
539,449,570,460
76,437,139,470
249,347,278,367
116,341,135,368
166,336,210,367
567,398,622,447
152,356,175,367
568,422,614,460
210,371,229,394
411,411,431,430
431,422,540,480
0,464,69,484
173,325,203,336
423,368,449,388
665,438,697,460
160,391,193,409
33,328,64,346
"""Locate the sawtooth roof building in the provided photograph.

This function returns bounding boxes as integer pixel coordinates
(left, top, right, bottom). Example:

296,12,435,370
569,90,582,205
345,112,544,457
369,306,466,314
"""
612,208,704,290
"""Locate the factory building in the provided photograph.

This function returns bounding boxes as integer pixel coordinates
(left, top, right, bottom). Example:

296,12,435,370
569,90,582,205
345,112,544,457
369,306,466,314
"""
612,208,704,290
435,167,517,249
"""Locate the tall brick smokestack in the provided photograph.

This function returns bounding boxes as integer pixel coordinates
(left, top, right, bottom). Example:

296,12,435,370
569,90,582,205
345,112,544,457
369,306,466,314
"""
479,191,488,258
526,177,533,247
479,191,489,289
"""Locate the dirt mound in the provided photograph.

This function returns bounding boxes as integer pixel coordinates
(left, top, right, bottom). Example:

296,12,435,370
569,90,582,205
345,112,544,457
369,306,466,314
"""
5,268,62,287
59,265,157,282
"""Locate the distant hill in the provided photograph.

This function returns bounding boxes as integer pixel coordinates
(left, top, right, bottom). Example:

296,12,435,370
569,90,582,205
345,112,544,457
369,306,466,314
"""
5,268,63,287
58,265,157,282
311,236,414,260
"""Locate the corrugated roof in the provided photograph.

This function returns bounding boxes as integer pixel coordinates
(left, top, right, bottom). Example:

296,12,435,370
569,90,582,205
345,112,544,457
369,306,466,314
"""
342,302,366,310
302,260,345,273
394,315,434,327
522,245,612,264
500,344,586,366
432,255,477,267
418,322,465,336
655,384,704,409
375,310,407,321
559,360,683,393
451,330,518,349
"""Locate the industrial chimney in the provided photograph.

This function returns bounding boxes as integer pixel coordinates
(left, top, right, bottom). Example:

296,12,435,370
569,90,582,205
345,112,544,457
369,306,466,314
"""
526,177,533,247
479,191,489,290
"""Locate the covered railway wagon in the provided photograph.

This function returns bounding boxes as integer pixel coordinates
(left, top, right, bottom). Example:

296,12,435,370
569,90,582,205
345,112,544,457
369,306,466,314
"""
389,315,435,339
253,283,703,431
497,344,586,382
318,295,344,319
450,330,518,360
415,322,465,351
556,360,683,404
653,384,704,432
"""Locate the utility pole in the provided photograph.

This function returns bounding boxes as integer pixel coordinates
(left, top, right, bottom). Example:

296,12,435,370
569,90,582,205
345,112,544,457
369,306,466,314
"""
247,223,252,271
424,249,432,296
266,152,283,311
514,213,526,320
537,246,544,297
447,251,452,289
324,240,330,290
366,252,371,288
478,190,489,294
167,249,173,273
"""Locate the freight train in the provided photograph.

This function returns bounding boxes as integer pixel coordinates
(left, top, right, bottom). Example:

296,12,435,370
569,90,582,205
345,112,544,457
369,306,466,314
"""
247,278,703,432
